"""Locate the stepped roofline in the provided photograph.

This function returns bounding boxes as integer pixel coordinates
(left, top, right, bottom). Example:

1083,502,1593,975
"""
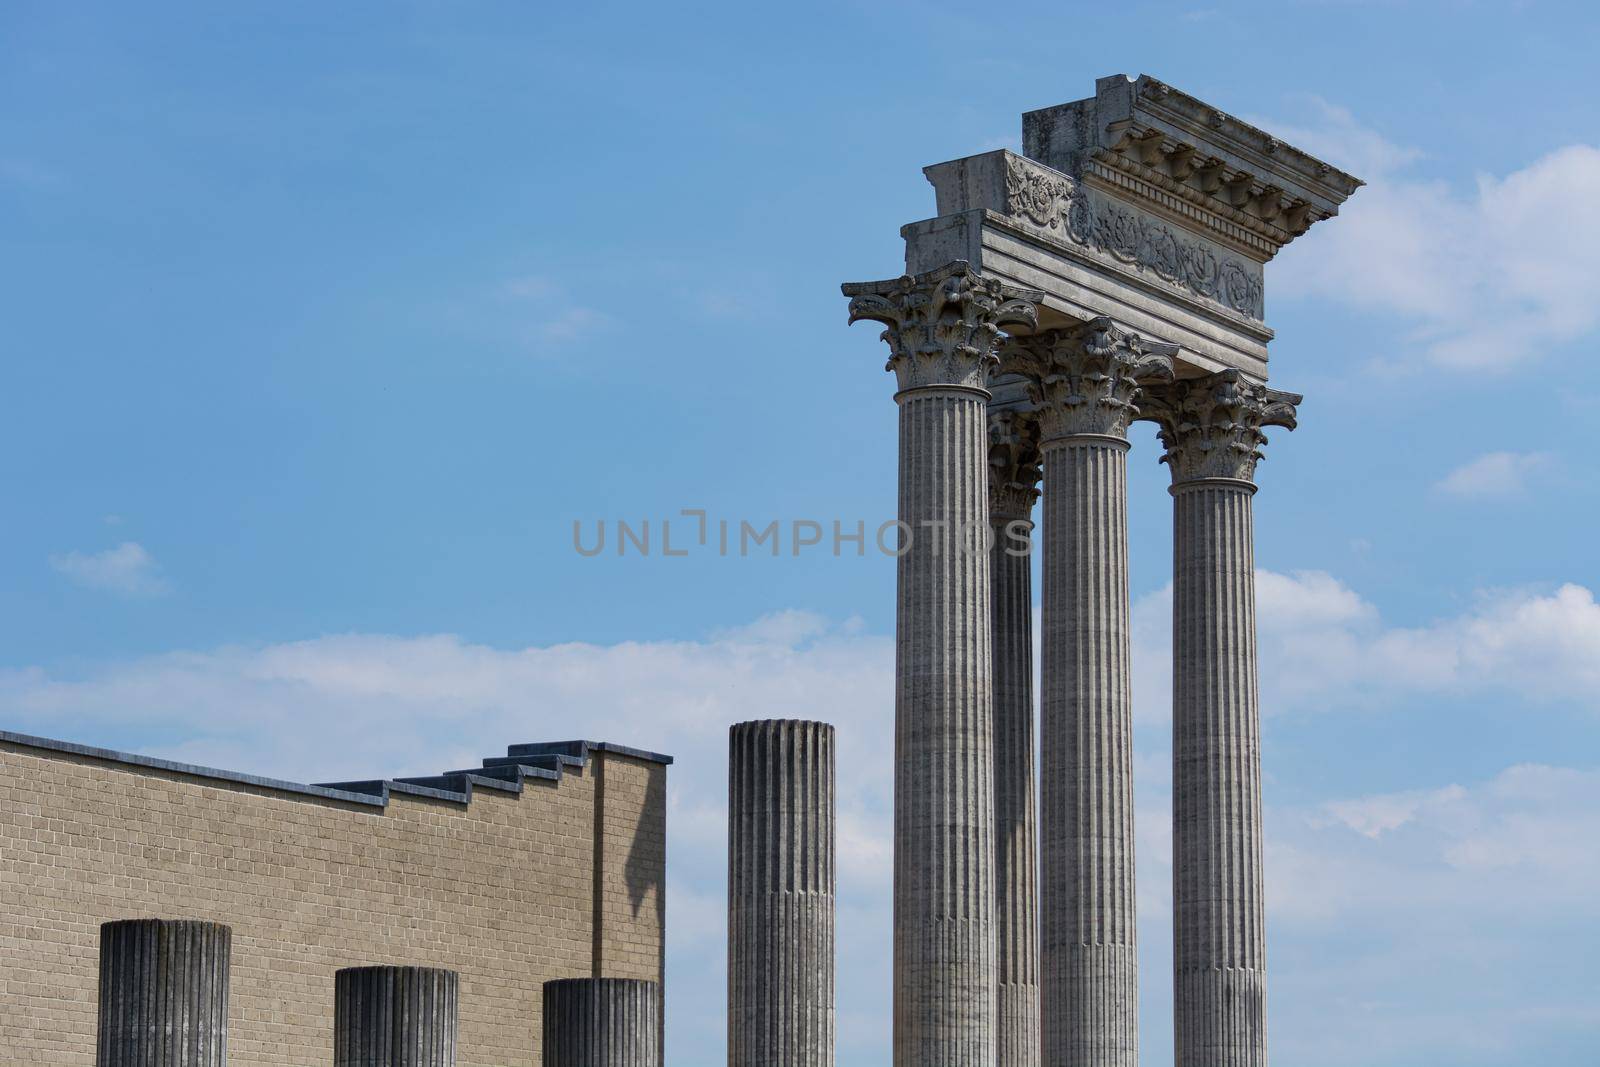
1,729,671,811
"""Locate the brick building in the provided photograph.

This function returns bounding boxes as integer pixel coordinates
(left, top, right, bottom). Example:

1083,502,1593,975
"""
0,730,669,1065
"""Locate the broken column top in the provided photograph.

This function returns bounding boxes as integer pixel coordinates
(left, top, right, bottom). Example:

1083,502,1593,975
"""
1022,73,1362,260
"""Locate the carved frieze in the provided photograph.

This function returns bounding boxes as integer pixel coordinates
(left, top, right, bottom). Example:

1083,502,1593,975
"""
1003,155,1265,321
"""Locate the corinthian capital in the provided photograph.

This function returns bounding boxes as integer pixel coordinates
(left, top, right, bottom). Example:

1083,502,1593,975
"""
1139,369,1302,485
843,261,1041,394
998,317,1176,441
989,410,1043,521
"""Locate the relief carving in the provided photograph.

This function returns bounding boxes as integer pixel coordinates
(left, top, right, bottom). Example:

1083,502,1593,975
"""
1003,155,1265,321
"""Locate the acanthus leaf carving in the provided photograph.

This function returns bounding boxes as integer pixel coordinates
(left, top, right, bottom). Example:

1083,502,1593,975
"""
998,317,1176,441
1137,369,1302,485
845,263,1041,393
988,409,1043,520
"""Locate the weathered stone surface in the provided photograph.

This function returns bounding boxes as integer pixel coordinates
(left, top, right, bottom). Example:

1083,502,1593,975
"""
542,979,660,1067
727,719,835,1067
988,410,1041,1067
1142,369,1300,484
334,967,457,1067
907,75,1363,382
1141,370,1301,1067
927,151,1268,322
97,919,230,1067
1022,74,1362,256
844,261,1039,395
1002,321,1172,1067
843,261,1040,1067
858,74,1354,1067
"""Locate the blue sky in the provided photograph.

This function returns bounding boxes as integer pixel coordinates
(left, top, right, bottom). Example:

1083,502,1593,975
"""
4,2,1599,1064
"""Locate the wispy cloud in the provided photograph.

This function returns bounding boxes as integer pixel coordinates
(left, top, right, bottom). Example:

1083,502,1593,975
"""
0,157,62,189
0,611,893,1064
8,576,1600,1063
1266,99,1600,371
1133,570,1600,721
47,542,168,597
1434,450,1549,498
500,274,612,345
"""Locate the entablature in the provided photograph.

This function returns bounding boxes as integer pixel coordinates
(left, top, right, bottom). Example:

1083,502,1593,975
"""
1023,73,1363,261
897,74,1363,383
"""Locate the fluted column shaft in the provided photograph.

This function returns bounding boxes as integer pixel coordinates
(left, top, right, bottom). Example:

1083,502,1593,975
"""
1171,482,1264,1067
1002,319,1172,1067
728,719,836,1067
1143,368,1300,1067
335,966,458,1067
989,411,1040,1067
97,919,231,1067
894,384,997,1065
844,262,1041,1067
1041,436,1137,1066
542,978,661,1067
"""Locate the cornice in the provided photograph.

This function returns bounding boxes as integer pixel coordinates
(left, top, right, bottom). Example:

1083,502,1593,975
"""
1021,73,1364,260
1131,75,1362,206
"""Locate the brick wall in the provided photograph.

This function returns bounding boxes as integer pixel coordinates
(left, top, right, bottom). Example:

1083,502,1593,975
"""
0,735,668,1066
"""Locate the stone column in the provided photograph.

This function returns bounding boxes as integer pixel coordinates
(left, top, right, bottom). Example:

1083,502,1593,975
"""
542,978,661,1067
843,261,1039,1067
1003,319,1173,1067
97,919,231,1067
987,409,1041,1067
727,719,836,1067
1141,369,1300,1067
334,966,458,1067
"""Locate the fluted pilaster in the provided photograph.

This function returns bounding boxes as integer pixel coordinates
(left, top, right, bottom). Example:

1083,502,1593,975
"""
1142,369,1301,1067
335,967,457,1067
988,410,1040,1067
542,979,661,1067
728,719,836,1067
1003,318,1173,1067
843,261,1041,1067
96,919,231,1067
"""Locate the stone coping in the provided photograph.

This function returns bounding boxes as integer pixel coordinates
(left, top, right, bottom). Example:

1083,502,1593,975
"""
0,729,671,812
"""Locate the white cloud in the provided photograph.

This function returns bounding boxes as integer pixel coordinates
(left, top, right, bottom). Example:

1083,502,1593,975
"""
1266,99,1600,371
1259,763,1600,1063
8,578,1600,1063
1134,572,1600,720
48,542,168,597
1120,759,1600,1064
0,613,894,1065
1318,783,1468,838
1434,450,1549,497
